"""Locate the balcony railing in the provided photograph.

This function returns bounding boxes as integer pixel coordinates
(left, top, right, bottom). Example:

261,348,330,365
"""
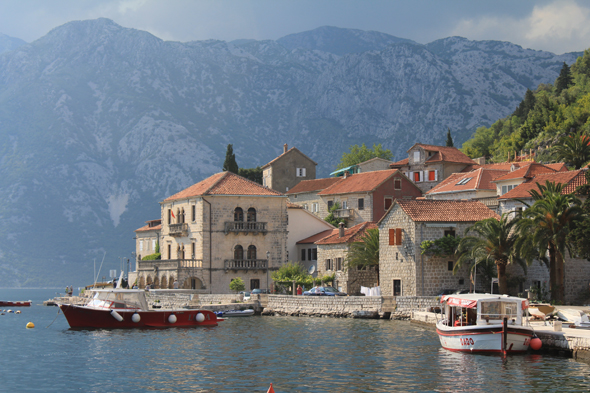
138,258,203,272
224,259,268,271
224,221,267,235
169,223,188,237
333,208,353,218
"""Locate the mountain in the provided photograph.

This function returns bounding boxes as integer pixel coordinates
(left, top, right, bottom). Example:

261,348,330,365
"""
0,18,582,287
277,26,415,55
0,33,26,54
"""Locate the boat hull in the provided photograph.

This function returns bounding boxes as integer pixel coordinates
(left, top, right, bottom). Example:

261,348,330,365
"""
436,323,533,353
59,304,221,329
0,301,31,307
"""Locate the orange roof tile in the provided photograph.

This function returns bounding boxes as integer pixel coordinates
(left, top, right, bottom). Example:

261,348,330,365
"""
499,170,587,200
135,223,162,232
261,147,317,169
286,177,342,194
426,168,509,195
415,144,477,165
492,163,558,182
315,222,378,245
545,163,569,172
287,202,303,209
389,200,499,222
163,172,283,202
297,229,335,244
318,169,404,196
390,157,409,167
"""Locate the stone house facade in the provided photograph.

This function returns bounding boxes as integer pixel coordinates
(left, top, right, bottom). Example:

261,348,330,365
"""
378,199,499,297
318,169,423,227
315,222,379,295
390,144,478,193
135,171,288,294
262,144,317,193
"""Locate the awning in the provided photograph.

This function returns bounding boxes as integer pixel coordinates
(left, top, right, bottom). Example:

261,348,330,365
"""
329,165,358,176
441,295,478,308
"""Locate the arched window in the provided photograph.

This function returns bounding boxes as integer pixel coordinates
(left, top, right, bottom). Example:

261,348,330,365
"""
234,245,244,260
234,207,244,221
176,209,181,223
247,208,256,222
247,245,257,260
181,208,185,223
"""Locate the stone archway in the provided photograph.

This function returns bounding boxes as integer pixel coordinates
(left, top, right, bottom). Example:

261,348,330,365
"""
183,276,203,290
146,275,153,285
153,276,160,289
160,275,167,289
139,276,145,288
169,276,175,289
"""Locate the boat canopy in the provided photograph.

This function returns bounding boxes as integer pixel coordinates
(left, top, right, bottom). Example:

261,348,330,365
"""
441,294,529,310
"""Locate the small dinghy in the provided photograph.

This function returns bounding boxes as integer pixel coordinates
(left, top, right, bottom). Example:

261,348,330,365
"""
216,309,254,317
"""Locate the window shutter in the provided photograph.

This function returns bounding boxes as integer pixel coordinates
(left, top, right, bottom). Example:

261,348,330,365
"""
434,170,438,181
419,171,424,182
389,229,395,245
302,168,306,177
396,228,402,246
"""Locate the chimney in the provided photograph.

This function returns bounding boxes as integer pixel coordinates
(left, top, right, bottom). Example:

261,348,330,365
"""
339,222,345,238
343,171,349,179
283,143,288,154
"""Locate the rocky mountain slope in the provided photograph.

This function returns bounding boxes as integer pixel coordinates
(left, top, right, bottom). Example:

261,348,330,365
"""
0,18,581,286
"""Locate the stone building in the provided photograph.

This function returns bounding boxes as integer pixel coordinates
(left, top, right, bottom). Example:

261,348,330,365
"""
390,143,478,193
285,177,342,217
330,157,394,177
135,171,288,293
378,199,499,297
262,144,317,193
317,169,423,226
315,222,379,295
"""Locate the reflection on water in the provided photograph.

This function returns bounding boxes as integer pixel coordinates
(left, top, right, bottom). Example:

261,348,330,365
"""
1,289,589,392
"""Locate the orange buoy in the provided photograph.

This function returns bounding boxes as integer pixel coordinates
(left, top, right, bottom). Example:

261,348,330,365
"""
26,322,35,329
530,337,542,350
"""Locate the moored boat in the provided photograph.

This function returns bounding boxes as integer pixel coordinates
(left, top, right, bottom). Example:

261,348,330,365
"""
216,309,255,317
0,300,31,307
59,289,222,329
436,294,534,354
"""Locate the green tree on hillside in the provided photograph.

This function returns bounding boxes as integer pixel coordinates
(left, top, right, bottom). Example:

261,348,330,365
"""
553,130,590,169
238,166,263,184
336,143,393,170
555,62,573,94
223,144,239,174
446,128,454,147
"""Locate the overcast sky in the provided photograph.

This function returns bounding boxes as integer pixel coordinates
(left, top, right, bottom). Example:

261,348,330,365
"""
1,0,589,54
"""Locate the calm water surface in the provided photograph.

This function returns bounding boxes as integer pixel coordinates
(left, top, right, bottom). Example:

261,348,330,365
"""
1,289,589,392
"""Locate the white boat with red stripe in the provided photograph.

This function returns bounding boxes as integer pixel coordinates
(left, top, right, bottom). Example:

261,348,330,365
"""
436,293,533,354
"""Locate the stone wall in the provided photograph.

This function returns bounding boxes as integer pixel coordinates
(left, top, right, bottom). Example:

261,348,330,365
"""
395,296,440,313
262,295,384,318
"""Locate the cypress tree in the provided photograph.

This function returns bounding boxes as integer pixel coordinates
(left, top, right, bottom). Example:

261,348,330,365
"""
555,62,573,94
445,128,454,147
222,144,239,174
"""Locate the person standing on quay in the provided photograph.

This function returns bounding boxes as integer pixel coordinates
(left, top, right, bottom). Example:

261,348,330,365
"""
297,285,302,295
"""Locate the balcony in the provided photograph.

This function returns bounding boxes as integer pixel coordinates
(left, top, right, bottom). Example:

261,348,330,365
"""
224,259,268,271
169,223,188,237
224,221,267,235
137,258,203,272
333,208,353,219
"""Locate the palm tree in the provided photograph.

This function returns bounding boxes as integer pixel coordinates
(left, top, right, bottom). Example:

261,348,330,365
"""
518,183,583,303
346,228,380,282
553,130,590,169
455,214,528,294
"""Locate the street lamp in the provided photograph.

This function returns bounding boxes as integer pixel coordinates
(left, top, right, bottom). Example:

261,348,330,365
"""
266,251,270,292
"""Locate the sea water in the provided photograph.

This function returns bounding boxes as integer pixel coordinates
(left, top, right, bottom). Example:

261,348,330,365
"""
1,289,589,392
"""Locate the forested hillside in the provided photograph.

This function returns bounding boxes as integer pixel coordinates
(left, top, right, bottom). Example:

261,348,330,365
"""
462,49,590,165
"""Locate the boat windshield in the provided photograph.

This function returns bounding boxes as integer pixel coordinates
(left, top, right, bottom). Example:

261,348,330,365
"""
87,291,148,310
479,301,519,323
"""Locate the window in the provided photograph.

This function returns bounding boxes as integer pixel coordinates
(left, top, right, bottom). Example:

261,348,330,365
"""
140,240,144,251
312,248,317,260
325,259,332,271
384,197,393,210
234,245,244,260
250,279,260,290
394,178,402,190
501,185,515,195
168,209,172,225
312,203,319,213
234,207,243,221
308,249,312,261
414,172,421,182
336,258,342,271
448,261,453,271
341,200,347,209
191,242,195,259
393,279,402,296
413,151,420,163
192,205,196,221
389,228,402,245
301,249,306,261
456,177,472,186
168,244,171,260
152,239,156,250
247,208,256,222
247,245,257,260
296,168,307,177
444,229,456,238
303,204,308,210
428,170,437,182
327,200,333,210
358,198,364,210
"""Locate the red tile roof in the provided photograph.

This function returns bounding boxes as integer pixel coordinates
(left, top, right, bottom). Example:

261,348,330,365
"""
426,168,509,195
390,157,409,167
163,172,283,202
287,202,303,209
135,223,162,232
318,169,404,196
261,147,317,169
499,170,587,200
286,177,342,194
390,144,476,167
492,163,558,182
545,163,569,172
387,200,499,222
315,222,378,245
297,229,335,244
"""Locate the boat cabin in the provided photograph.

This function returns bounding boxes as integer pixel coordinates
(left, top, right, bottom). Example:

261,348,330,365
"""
441,294,528,327
86,290,149,311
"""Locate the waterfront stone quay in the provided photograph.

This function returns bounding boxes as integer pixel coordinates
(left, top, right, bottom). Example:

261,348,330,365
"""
412,307,590,361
